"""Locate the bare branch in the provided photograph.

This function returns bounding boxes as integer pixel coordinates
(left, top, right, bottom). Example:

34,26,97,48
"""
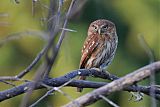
29,79,74,107
43,0,77,77
0,30,49,80
0,43,48,81
19,0,77,106
63,61,160,107
0,61,160,103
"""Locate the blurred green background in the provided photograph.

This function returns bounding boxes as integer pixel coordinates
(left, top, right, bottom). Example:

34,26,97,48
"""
0,0,159,107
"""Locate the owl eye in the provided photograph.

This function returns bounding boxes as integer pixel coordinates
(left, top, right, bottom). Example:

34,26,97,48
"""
102,25,109,29
92,25,97,30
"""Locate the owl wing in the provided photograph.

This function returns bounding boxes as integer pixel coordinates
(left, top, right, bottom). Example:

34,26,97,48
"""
79,35,99,68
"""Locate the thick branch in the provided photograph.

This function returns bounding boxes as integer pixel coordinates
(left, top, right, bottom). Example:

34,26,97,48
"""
1,78,160,102
63,61,160,107
0,61,160,102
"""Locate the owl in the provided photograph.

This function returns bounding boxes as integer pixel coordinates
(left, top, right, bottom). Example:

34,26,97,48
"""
77,19,118,92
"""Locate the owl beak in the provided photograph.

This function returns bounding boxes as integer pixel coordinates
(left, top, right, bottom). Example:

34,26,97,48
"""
98,28,101,35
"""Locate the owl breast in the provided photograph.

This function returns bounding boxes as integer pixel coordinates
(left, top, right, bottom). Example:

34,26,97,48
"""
86,37,117,69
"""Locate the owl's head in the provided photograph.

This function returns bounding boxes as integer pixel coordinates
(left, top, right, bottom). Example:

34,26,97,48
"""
88,19,116,37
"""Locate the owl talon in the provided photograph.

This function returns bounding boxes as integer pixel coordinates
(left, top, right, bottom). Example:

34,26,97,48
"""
129,92,144,101
91,68,101,72
91,68,107,72
151,85,160,88
90,68,110,77
101,69,109,73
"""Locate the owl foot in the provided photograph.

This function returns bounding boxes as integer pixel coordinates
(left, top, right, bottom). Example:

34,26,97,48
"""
150,85,160,88
102,70,110,74
128,92,144,101
91,68,110,75
91,68,101,72
91,68,107,72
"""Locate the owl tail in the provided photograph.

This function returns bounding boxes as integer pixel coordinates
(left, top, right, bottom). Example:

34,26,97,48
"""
77,76,86,92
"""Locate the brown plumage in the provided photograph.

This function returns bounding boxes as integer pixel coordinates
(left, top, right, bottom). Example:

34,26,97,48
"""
77,19,118,92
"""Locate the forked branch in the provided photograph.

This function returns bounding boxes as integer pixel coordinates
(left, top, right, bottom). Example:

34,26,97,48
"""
63,61,160,107
0,61,160,103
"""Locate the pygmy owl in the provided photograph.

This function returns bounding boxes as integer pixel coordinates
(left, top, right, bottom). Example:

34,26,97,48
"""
77,19,118,92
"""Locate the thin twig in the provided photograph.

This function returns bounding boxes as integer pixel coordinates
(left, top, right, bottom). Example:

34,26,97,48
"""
43,0,76,77
0,80,16,87
99,95,119,107
138,35,154,63
0,30,49,80
0,30,48,47
32,0,37,16
29,78,74,107
29,88,55,107
20,63,47,107
56,0,76,49
60,28,77,32
138,35,156,107
16,45,47,78
56,89,74,102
